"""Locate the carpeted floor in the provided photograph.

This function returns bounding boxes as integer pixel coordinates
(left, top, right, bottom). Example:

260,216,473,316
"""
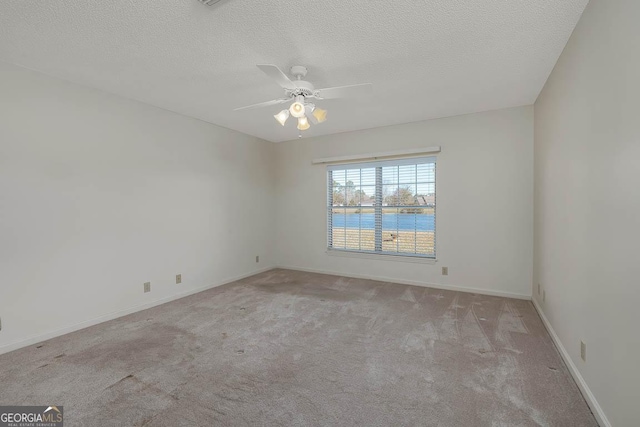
0,269,597,426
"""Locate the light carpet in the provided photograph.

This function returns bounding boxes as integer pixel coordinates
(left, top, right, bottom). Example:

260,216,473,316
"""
0,269,597,426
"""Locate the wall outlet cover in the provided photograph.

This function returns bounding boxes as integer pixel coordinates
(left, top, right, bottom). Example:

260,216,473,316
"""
442,266,448,276
144,282,151,293
581,341,587,362
256,255,259,263
176,274,182,284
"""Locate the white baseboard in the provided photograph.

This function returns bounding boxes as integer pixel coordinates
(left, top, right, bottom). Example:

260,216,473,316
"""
276,265,531,300
0,266,275,356
532,299,610,427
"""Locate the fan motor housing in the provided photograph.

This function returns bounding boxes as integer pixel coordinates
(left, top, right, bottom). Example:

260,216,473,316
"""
286,80,315,98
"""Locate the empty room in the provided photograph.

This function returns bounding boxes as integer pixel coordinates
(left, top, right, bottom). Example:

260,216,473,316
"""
0,0,637,426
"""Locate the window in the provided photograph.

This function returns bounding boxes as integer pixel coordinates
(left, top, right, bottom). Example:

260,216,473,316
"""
327,157,436,258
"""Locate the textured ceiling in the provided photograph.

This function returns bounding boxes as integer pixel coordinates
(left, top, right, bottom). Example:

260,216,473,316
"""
0,0,588,142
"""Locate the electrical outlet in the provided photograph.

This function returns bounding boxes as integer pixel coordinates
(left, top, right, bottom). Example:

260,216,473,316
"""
543,290,546,302
0,316,2,331
581,341,587,362
256,255,259,263
144,282,151,293
176,274,182,284
441,266,448,276
538,283,541,295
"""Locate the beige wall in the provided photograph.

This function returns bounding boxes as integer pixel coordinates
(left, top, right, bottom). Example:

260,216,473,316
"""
533,0,640,425
0,62,275,353
275,106,534,299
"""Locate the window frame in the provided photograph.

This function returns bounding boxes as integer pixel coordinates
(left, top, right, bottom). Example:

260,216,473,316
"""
326,156,436,260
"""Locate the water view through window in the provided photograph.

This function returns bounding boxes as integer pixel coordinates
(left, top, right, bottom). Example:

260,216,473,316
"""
331,212,435,231
327,157,436,257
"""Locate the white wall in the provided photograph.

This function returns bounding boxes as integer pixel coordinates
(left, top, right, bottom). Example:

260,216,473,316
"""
275,106,534,299
0,62,275,353
533,1,640,425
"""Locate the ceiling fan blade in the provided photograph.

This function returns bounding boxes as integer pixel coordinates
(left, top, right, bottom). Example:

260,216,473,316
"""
256,64,296,90
233,98,289,111
315,83,373,100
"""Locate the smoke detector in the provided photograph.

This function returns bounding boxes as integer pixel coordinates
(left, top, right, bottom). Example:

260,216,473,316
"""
197,0,222,5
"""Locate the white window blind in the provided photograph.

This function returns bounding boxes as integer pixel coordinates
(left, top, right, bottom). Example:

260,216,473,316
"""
327,156,436,258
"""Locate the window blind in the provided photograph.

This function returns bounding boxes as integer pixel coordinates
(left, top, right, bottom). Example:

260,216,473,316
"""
327,156,436,258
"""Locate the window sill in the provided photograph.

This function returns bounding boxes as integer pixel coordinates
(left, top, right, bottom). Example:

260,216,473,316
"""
326,249,437,264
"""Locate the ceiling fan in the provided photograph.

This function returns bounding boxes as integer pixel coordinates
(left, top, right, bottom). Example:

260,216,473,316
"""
234,65,373,131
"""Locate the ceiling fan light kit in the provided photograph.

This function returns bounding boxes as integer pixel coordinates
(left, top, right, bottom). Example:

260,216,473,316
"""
274,109,290,126
297,116,310,131
312,107,327,123
234,64,372,132
289,95,306,118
